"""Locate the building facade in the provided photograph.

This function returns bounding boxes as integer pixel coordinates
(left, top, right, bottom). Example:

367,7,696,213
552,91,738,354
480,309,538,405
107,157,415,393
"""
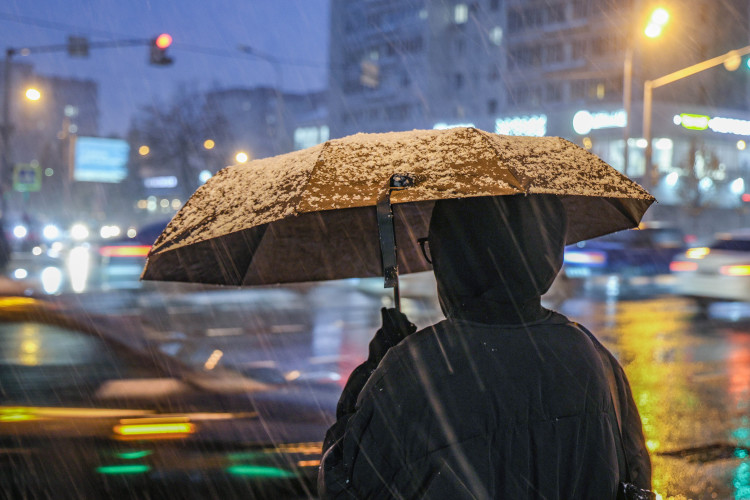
204,87,329,160
329,0,750,208
0,59,99,223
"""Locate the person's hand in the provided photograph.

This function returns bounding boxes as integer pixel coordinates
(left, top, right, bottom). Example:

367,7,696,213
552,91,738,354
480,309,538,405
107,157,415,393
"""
368,307,417,363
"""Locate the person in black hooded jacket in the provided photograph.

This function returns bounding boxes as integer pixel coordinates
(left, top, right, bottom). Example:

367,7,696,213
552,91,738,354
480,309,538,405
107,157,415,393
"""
318,194,651,499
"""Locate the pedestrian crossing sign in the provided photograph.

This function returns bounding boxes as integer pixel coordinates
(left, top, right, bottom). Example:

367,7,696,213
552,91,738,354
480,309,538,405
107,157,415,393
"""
13,163,42,192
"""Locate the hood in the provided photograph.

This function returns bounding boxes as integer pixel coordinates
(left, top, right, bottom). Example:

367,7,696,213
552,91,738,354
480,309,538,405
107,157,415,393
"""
428,194,566,323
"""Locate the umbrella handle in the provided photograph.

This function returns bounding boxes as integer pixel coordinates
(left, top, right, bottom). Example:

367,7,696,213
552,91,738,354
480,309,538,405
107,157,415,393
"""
376,174,414,312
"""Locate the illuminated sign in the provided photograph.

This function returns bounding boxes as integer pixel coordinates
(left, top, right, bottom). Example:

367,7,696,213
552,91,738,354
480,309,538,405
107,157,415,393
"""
674,113,750,136
144,176,178,189
293,125,330,150
13,163,41,192
572,109,626,135
73,137,129,183
433,122,475,130
495,115,547,136
674,114,709,130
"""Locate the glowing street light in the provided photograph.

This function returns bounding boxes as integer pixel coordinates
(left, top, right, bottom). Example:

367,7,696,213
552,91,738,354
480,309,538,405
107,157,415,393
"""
138,145,150,156
25,88,41,101
644,8,670,38
235,151,249,163
203,139,215,150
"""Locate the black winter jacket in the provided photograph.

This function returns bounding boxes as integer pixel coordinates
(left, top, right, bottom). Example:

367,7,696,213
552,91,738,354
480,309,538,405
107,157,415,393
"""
318,311,651,499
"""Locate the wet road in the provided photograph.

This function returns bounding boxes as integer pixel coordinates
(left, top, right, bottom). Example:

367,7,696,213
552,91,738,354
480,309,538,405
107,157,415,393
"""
560,294,750,500
62,276,750,500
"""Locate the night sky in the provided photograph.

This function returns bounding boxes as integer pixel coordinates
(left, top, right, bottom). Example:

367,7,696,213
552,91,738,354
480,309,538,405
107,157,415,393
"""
1,0,329,136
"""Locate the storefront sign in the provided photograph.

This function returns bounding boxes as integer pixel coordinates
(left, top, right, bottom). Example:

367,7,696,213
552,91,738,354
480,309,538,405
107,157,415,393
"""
144,176,178,189
433,122,475,130
495,115,547,136
572,109,626,135
674,113,750,136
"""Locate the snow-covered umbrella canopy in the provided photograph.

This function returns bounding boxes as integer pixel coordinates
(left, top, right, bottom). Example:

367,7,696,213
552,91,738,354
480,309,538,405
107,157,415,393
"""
142,127,654,286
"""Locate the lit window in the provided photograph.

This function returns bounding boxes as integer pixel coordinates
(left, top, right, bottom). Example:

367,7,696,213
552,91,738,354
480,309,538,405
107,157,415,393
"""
454,4,468,24
489,27,503,46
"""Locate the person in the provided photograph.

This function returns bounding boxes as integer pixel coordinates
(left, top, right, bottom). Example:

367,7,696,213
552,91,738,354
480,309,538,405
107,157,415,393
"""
318,194,652,499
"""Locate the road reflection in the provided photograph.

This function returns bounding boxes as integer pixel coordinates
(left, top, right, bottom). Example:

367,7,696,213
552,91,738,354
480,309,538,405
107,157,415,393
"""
562,296,750,499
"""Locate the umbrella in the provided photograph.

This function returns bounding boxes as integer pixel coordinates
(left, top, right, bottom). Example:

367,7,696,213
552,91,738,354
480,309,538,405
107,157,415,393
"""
142,127,654,306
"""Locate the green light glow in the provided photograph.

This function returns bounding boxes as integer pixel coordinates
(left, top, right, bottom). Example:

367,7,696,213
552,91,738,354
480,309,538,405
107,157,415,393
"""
96,464,151,475
679,113,710,131
115,450,153,460
226,465,296,478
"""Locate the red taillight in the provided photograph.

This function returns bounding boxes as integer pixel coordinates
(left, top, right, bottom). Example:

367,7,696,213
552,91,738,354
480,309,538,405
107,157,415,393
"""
670,261,698,272
99,245,151,258
720,265,750,276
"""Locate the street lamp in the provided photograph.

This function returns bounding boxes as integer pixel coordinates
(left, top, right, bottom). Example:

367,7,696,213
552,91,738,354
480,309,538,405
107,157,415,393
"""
25,88,41,101
623,6,670,176
642,45,750,191
235,151,249,164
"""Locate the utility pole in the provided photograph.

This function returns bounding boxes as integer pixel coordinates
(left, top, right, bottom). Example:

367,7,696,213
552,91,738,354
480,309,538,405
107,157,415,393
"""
1,48,16,206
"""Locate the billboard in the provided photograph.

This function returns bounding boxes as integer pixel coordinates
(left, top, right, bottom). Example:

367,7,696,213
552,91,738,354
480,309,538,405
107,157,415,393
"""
73,136,130,183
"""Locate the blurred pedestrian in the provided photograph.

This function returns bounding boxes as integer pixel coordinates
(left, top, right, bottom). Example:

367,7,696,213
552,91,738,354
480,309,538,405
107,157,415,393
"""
318,194,651,499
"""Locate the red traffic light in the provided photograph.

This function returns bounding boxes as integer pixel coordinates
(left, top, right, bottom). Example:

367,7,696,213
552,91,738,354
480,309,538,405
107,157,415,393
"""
155,33,172,50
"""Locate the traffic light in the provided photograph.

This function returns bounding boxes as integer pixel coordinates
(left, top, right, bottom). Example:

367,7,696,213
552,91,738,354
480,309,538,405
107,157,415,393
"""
149,33,173,66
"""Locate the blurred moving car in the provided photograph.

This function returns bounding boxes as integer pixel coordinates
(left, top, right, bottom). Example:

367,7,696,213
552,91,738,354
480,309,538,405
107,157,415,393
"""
0,296,337,499
96,220,169,289
562,222,687,281
670,229,750,307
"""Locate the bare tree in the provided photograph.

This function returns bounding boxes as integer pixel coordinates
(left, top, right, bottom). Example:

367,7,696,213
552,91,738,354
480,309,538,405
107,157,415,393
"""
129,86,233,199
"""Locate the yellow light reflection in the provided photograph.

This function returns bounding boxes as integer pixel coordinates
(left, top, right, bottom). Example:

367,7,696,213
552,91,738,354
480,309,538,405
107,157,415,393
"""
204,349,223,370
0,407,36,422
114,422,195,436
113,416,195,438
297,460,321,467
19,339,39,366
595,298,696,497
0,297,40,309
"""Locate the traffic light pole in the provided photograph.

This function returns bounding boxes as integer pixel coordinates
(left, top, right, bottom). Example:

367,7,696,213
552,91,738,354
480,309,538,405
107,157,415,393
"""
643,45,750,191
0,36,168,208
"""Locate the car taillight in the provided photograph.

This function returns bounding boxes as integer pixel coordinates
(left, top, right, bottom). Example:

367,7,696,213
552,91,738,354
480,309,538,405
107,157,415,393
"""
563,251,606,265
686,247,710,259
720,265,750,276
670,261,698,272
99,245,151,257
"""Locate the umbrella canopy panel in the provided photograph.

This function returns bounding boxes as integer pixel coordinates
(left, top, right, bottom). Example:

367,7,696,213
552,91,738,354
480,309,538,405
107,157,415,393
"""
143,128,654,286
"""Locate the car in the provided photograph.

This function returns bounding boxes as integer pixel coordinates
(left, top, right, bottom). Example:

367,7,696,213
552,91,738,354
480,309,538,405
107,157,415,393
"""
670,229,750,306
562,222,687,281
95,219,170,290
0,295,338,499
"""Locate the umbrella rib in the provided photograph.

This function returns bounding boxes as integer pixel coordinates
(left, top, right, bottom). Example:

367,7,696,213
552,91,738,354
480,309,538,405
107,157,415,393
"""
473,129,527,192
287,140,332,215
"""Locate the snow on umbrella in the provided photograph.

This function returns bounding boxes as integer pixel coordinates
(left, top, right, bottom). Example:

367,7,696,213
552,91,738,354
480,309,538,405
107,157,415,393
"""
142,127,654,293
